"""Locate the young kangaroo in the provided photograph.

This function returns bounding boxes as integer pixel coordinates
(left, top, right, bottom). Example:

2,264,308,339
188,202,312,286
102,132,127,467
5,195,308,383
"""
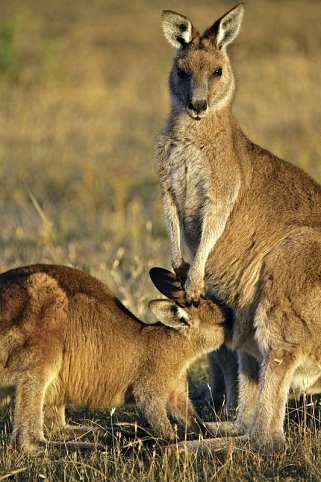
156,3,321,449
0,264,228,452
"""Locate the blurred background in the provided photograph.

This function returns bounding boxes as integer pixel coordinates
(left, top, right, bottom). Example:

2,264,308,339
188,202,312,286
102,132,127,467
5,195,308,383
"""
0,0,320,318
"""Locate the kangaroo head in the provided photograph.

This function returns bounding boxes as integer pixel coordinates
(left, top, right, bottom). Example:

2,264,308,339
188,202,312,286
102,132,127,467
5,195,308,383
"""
148,267,226,350
162,3,244,119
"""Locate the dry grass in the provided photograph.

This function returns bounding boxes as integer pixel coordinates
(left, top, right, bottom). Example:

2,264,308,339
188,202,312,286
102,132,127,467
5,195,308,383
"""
0,0,321,479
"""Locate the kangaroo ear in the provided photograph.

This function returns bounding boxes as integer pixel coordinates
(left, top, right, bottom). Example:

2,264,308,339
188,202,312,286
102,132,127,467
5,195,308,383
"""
149,267,186,307
148,300,190,330
203,3,244,50
162,10,198,48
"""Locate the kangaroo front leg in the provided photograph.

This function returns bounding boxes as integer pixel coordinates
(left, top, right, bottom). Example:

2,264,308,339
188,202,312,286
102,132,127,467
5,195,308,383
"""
248,350,298,448
135,391,176,441
185,204,232,305
168,391,208,436
162,190,190,284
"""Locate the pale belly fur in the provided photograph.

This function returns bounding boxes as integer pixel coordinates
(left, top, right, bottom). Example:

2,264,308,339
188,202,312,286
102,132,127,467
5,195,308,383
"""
168,143,210,253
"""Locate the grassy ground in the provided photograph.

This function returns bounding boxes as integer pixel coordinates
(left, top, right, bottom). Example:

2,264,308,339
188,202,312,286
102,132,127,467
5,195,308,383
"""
0,0,321,479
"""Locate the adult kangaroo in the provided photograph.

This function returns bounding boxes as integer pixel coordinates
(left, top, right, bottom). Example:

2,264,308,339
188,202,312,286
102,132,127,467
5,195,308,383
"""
156,2,321,448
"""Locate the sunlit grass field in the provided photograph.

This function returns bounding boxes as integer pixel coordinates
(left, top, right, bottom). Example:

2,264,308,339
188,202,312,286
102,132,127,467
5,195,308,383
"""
0,0,321,479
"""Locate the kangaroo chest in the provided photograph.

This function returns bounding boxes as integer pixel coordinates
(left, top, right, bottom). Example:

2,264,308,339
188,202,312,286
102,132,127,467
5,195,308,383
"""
167,141,210,249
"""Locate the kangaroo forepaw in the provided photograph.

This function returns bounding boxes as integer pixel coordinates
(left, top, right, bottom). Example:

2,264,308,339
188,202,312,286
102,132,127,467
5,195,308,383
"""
173,260,190,286
184,274,206,306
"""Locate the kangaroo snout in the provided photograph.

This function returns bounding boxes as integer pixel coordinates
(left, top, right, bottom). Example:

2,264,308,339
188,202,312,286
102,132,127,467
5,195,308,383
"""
187,99,208,119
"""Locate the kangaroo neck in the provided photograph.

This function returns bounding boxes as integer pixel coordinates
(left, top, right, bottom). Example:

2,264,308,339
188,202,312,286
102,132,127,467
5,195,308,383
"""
144,326,207,364
168,106,236,150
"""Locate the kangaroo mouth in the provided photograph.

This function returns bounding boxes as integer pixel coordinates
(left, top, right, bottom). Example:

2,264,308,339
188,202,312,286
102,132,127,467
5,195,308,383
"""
186,108,207,120
186,111,203,120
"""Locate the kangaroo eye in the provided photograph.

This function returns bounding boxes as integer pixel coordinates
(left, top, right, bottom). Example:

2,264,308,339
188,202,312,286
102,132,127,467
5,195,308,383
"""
212,67,222,77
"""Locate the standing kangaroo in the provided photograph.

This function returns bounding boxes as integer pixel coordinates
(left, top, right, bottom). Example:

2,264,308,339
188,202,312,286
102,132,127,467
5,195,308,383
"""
0,264,227,452
156,2,321,448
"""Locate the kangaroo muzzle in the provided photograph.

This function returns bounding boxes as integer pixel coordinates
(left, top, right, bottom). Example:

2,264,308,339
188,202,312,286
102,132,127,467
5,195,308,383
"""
187,99,208,119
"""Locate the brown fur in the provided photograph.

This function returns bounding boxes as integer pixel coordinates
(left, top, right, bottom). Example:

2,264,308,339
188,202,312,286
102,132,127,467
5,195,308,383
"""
157,3,321,449
0,264,227,452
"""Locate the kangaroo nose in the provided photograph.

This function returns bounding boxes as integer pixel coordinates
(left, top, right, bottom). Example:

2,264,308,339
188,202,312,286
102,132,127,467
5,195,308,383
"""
188,100,208,115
